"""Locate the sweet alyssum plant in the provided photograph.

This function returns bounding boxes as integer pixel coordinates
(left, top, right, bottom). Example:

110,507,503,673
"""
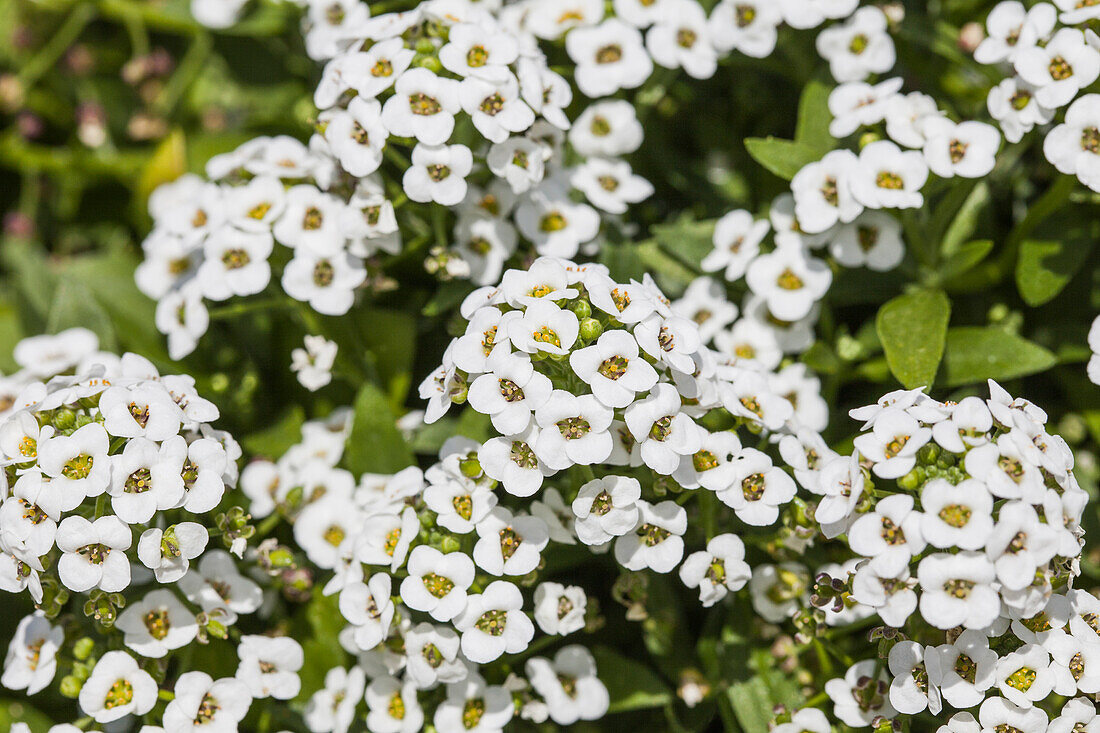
4,0,1100,731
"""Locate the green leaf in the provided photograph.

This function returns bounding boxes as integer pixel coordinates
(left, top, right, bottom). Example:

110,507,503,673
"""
651,214,715,272
0,698,55,732
794,79,833,154
743,137,819,181
296,592,347,703
591,646,673,714
422,279,474,317
936,180,989,257
940,327,1057,387
357,308,417,407
241,406,305,459
727,678,781,733
875,289,951,389
47,279,117,350
1015,212,1099,306
940,239,993,282
345,382,414,475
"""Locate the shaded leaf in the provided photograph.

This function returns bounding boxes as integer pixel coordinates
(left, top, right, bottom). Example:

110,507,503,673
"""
940,239,993,282
940,327,1056,387
241,406,305,459
651,214,715,272
1016,213,1098,306
345,382,415,475
794,79,833,154
591,646,673,714
875,290,950,389
743,137,819,181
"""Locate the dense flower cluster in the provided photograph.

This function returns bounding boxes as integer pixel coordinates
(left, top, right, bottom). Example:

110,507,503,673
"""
803,382,1095,729
0,329,295,728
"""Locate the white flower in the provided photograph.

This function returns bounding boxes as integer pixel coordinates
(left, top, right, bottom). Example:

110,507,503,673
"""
365,676,423,733
404,623,466,689
273,185,346,256
1015,28,1100,109
291,335,338,391
814,453,865,532
985,500,1058,591
439,22,519,80
236,635,303,700
400,546,476,622
931,395,993,452
339,574,395,651
566,19,653,98
829,77,905,138
472,506,549,576
852,407,931,479
36,422,111,508
354,506,418,572
572,475,642,545
715,447,796,526
108,436,186,523
525,646,609,725
468,349,552,434
78,651,157,723
198,227,273,301
571,330,659,409
14,328,99,378
849,140,929,210
916,551,999,630
679,533,751,607
927,628,998,709
1046,631,1100,696
486,136,548,194
624,383,706,475
570,100,644,157
433,670,513,733
454,580,534,663
533,582,587,635
888,640,941,715
978,697,1049,733
404,143,474,206
816,7,896,82
571,157,653,214
975,1,1056,65
964,433,1045,501
749,562,808,622
1048,697,1100,733
825,660,896,728
709,0,782,58
325,97,387,177
136,523,208,584
848,493,925,560
672,277,739,343
514,187,600,258
634,314,701,373
922,118,1001,179
884,91,944,148
533,391,613,470
99,383,183,441
778,0,859,30
988,77,1054,144
744,245,832,322
1044,94,1100,192
2,612,63,695
829,210,905,271
165,671,252,731
156,285,209,360
336,37,415,101
179,549,263,618
791,149,862,234
646,0,717,79
919,478,994,550
1,473,59,561
55,515,131,593
116,589,197,658
479,427,553,498
507,301,580,356
994,644,1056,708
460,75,535,144
281,249,366,316
850,552,916,627
613,499,686,573
773,709,831,733
380,68,461,145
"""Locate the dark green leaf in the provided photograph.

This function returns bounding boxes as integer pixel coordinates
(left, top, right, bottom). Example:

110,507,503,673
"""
241,406,305,459
1016,213,1099,306
940,327,1057,387
940,239,993,282
345,382,414,475
651,215,715,272
591,646,673,714
743,137,819,181
794,79,833,154
875,289,951,389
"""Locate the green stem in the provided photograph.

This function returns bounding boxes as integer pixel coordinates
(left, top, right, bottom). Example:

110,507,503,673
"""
207,297,296,320
19,2,96,88
155,32,213,115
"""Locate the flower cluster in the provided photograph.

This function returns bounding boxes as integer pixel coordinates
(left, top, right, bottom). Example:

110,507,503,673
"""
974,1,1100,191
800,382,1094,729
0,329,305,728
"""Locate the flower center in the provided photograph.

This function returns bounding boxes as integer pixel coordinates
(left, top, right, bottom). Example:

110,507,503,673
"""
1005,666,1036,692
466,45,489,68
880,517,906,544
129,401,151,428
849,33,869,54
883,434,909,458
126,467,153,494
596,44,623,64
422,572,454,598
383,527,402,557
313,259,335,287
590,115,611,136
598,355,630,380
510,440,539,469
499,378,525,402
427,164,451,182
479,93,505,116
79,543,110,564
938,504,972,528
1010,90,1031,110
409,92,442,116
693,450,718,472
499,527,522,560
532,326,561,347
1082,126,1100,154
776,268,803,290
943,578,975,598
463,698,486,729
452,494,473,521
875,171,905,190
323,525,346,546
705,559,727,584
949,139,969,164
677,28,697,48
742,473,766,501
1049,56,1073,81
195,693,219,723
475,609,508,636
371,59,393,77
144,608,171,640
423,643,444,668
388,691,406,720
303,206,323,230
637,522,671,547
649,415,673,441
557,416,591,439
954,653,977,683
103,678,134,710
735,4,756,26
539,211,567,232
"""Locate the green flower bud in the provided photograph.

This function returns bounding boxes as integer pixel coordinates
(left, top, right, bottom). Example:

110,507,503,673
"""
59,675,83,698
52,408,77,431
73,637,95,661
459,456,482,478
571,299,592,319
897,469,920,491
579,317,603,342
917,443,940,464
440,535,462,554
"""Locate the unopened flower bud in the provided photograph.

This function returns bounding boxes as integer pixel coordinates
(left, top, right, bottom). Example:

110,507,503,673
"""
579,317,603,342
